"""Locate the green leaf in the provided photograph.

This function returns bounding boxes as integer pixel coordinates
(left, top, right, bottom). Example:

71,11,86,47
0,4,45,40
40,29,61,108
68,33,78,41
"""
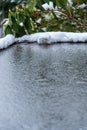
27,0,37,12
16,12,25,23
36,0,45,10
24,17,32,34
15,26,26,37
43,0,49,4
4,25,13,35
56,0,68,9
12,21,19,33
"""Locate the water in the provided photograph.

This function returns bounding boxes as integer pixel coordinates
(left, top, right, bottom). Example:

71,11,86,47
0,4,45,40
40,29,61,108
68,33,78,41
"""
0,43,87,130
0,27,3,38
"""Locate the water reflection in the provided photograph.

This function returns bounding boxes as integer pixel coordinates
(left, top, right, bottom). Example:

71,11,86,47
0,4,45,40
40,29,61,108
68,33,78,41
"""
0,43,87,130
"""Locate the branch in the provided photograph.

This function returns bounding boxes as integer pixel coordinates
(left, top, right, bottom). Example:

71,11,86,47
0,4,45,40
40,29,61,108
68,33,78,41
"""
54,10,87,30
31,9,87,30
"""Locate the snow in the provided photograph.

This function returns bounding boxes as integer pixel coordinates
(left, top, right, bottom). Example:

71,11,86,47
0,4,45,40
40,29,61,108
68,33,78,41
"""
19,22,23,27
68,0,73,6
0,1,87,50
16,32,87,44
42,0,72,10
42,2,54,10
0,34,15,49
0,32,87,49
78,3,87,9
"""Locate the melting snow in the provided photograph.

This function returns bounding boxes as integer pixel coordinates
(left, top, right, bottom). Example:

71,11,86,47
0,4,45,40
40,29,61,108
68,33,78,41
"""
0,34,15,49
42,2,54,10
0,32,87,49
16,32,87,44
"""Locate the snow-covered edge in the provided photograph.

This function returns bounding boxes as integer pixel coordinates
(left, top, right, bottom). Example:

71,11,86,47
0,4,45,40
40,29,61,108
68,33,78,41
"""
0,34,15,49
15,32,87,44
0,32,87,49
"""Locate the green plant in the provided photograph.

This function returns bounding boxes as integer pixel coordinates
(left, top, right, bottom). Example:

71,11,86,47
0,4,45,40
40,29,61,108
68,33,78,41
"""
0,0,26,19
4,0,87,37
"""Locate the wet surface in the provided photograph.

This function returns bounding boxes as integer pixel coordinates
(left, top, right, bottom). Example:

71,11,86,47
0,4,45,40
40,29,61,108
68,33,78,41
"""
0,43,87,130
0,28,3,38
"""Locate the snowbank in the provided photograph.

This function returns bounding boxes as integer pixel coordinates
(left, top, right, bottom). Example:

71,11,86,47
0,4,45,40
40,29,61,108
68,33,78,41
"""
0,32,87,49
0,34,15,49
16,32,87,44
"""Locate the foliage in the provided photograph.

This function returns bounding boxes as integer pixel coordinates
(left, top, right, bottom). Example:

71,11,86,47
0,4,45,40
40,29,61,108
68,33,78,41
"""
2,0,87,37
0,0,26,19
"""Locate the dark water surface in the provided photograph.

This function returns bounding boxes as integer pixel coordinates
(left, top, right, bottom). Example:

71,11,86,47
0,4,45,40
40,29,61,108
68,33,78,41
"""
0,43,87,130
0,28,3,38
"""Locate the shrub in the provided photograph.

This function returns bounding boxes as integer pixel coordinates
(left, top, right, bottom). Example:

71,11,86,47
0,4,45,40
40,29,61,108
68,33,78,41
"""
3,0,87,37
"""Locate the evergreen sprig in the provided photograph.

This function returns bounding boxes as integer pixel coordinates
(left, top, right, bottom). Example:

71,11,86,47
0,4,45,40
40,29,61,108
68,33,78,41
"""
2,0,87,37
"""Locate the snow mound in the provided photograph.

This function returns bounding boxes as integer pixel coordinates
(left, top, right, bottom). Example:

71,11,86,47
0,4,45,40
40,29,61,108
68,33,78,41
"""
16,32,87,44
0,34,15,49
0,32,87,50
